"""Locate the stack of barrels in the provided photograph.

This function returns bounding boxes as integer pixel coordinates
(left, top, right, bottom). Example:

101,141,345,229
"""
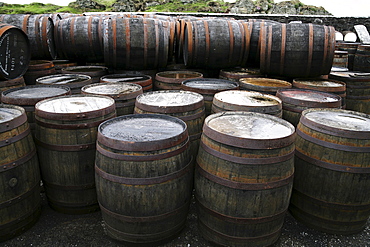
0,12,369,247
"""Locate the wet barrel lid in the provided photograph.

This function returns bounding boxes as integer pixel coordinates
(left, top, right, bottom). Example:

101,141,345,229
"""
276,88,342,108
330,67,349,72
0,104,26,131
82,82,143,98
135,90,204,113
219,67,263,78
1,85,71,105
100,74,151,83
155,70,203,83
239,78,292,91
214,90,281,107
203,111,295,149
62,65,108,73
329,71,370,83
181,78,239,94
300,108,370,139
35,95,115,120
292,79,346,92
36,74,91,85
98,114,188,151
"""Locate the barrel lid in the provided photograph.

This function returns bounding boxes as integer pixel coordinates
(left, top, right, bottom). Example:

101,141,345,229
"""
300,108,370,139
35,95,115,120
100,74,151,83
81,82,143,99
239,78,292,91
214,90,282,107
329,71,370,83
36,74,91,85
1,85,71,105
135,90,204,113
0,104,27,132
181,78,239,94
203,111,295,149
292,79,346,92
276,88,342,107
155,70,203,83
62,65,108,73
98,114,188,151
330,67,349,72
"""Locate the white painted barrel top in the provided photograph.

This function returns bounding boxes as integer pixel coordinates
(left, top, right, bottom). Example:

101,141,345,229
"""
3,87,69,99
293,80,344,88
36,95,115,114
206,112,294,140
0,106,23,123
278,89,340,103
36,74,91,85
182,79,238,90
100,115,186,142
136,90,203,107
214,90,282,106
82,82,142,95
303,109,370,132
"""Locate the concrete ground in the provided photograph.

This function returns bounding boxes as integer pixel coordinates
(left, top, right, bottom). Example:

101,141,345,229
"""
2,191,369,247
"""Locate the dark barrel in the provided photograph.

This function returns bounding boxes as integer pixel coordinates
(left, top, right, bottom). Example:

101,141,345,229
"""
0,104,41,242
23,60,56,85
0,77,26,97
260,23,336,78
54,16,104,62
0,23,30,80
154,70,203,90
95,114,193,244
336,42,360,70
195,111,295,247
353,44,370,72
102,17,169,69
0,14,56,60
36,74,92,94
183,19,251,69
290,108,370,234
34,95,116,214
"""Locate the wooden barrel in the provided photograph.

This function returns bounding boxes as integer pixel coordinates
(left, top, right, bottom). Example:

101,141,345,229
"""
0,77,26,97
100,73,153,92
1,85,71,134
260,23,336,78
239,77,292,95
102,17,169,69
183,19,251,69
54,16,104,62
61,66,108,83
212,90,283,117
336,42,361,70
154,71,203,90
134,90,205,159
353,44,370,72
181,78,239,116
52,60,78,74
292,78,346,108
333,50,348,69
0,14,56,60
82,82,143,116
219,67,265,82
0,104,41,241
34,95,116,214
36,74,92,95
276,88,342,126
0,23,31,80
290,108,370,234
329,71,370,114
24,60,56,85
195,111,295,247
95,114,193,244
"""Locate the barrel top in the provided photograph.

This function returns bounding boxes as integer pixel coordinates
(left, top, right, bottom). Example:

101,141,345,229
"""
239,78,291,88
277,89,340,103
82,82,142,95
302,109,370,132
36,74,91,85
136,90,203,107
293,79,345,88
36,95,115,114
329,71,370,80
2,86,69,101
101,74,151,82
182,78,238,90
0,106,23,123
214,90,281,106
99,114,186,142
206,111,294,140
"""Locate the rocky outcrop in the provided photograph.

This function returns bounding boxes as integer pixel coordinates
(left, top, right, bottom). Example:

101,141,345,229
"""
68,0,106,11
111,0,145,12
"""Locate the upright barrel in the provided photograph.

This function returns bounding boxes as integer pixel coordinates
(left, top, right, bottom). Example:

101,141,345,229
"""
100,74,153,92
95,114,193,244
260,23,336,78
0,23,31,80
134,90,205,158
36,74,92,94
0,77,26,97
34,95,116,214
219,67,265,82
336,42,360,70
195,111,295,247
154,70,203,90
239,77,292,95
61,66,108,83
0,104,41,241
24,60,56,85
353,44,370,72
290,108,370,234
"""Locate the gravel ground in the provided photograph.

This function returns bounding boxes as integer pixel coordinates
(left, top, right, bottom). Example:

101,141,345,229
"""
2,191,369,247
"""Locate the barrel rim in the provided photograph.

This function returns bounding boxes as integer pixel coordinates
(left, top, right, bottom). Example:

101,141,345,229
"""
81,82,143,99
155,70,203,84
292,78,346,92
181,78,239,94
0,104,27,132
239,77,292,91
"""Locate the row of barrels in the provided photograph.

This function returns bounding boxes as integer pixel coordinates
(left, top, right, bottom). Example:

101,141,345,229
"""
0,13,337,80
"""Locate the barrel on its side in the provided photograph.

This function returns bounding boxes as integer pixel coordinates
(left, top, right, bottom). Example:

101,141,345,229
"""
0,104,41,241
195,111,295,247
34,95,116,214
291,108,370,234
95,114,193,244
